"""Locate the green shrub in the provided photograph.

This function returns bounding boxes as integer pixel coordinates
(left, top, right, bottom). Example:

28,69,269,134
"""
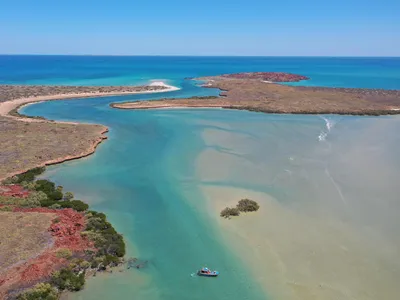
69,258,91,271
0,205,13,211
0,193,41,208
81,231,106,244
56,248,73,259
85,212,126,261
16,283,58,300
2,175,18,185
64,191,74,201
21,181,38,191
48,190,63,201
220,207,240,218
14,167,46,183
49,203,61,209
40,199,57,207
86,210,106,221
69,200,89,212
0,196,15,206
58,200,88,212
23,191,49,208
50,268,85,291
236,198,260,212
35,179,55,194
33,180,63,201
102,254,120,267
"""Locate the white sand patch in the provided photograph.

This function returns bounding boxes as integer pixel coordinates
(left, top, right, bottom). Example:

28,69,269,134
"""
0,82,180,122
148,81,180,92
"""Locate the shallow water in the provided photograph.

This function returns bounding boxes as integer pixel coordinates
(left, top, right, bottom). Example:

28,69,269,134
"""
196,112,400,299
17,56,400,299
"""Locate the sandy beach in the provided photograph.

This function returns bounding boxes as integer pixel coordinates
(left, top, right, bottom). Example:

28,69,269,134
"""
0,82,180,120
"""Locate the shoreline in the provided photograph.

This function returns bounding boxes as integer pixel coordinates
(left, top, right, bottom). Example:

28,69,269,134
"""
111,103,225,110
0,82,180,122
112,101,400,116
0,171,127,299
0,82,180,181
110,76,400,116
0,127,108,183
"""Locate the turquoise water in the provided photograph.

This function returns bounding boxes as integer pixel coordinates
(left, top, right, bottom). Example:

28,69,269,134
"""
14,56,400,299
1,55,400,89
22,86,266,300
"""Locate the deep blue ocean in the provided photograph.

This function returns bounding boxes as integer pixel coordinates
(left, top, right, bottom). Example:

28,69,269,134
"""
1,55,400,89
3,56,400,300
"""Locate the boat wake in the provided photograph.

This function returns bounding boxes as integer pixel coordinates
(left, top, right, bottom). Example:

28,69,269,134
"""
318,116,338,142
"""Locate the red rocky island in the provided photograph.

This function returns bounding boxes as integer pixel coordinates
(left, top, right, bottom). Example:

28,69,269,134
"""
221,72,309,82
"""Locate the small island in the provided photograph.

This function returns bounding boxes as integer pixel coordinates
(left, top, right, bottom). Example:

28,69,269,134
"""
220,72,309,82
111,72,400,116
220,199,260,219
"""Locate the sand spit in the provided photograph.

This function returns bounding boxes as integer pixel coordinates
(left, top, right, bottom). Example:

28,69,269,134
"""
0,83,180,121
112,102,225,110
111,75,400,116
0,82,179,181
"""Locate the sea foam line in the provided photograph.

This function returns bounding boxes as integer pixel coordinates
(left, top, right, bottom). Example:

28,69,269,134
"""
325,167,347,206
318,116,337,141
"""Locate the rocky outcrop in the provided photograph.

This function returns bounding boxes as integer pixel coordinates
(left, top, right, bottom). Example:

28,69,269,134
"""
220,72,309,82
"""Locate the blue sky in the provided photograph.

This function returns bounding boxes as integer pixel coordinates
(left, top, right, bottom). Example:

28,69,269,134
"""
1,0,399,56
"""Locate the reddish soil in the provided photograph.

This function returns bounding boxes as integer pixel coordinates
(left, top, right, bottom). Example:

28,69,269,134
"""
0,207,93,297
0,185,30,198
221,72,309,82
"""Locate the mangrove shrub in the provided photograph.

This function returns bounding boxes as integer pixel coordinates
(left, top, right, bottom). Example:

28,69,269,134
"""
237,198,260,212
220,207,240,218
16,283,58,300
51,267,85,291
12,167,46,184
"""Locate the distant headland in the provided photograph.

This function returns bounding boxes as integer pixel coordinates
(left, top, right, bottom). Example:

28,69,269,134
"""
219,72,309,82
111,72,400,116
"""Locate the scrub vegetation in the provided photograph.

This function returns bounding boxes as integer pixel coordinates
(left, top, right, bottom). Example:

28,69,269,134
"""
1,167,126,300
220,198,260,219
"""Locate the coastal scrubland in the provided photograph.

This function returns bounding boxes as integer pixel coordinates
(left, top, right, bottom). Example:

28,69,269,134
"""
0,82,180,299
0,84,167,103
0,168,126,299
0,212,55,271
0,84,171,181
0,117,107,181
112,74,400,115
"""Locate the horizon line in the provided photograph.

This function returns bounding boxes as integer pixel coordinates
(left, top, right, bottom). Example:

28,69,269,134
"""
1,54,399,58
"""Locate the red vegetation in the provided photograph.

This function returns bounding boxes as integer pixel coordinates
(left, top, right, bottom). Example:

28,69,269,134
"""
0,208,92,295
14,207,90,251
0,185,30,198
221,72,309,82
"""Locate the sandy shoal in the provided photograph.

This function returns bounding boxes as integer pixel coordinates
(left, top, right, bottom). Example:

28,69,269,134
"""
196,147,400,300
